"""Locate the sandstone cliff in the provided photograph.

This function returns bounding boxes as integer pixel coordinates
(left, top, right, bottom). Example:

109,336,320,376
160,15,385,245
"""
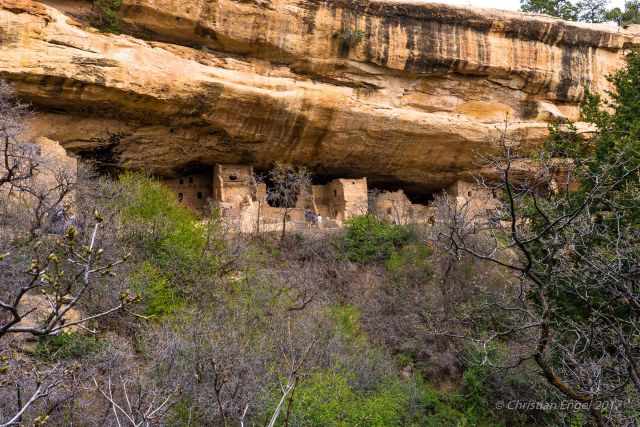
1,0,637,194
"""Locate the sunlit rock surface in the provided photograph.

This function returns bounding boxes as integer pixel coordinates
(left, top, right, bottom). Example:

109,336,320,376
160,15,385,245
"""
1,0,637,193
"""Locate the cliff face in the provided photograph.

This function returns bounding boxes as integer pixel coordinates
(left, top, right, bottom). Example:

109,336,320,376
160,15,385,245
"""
1,0,637,194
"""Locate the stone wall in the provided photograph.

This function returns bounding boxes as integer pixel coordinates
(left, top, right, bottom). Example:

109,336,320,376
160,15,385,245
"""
373,189,434,225
327,179,369,223
446,180,501,218
162,163,499,231
213,164,255,210
164,171,212,213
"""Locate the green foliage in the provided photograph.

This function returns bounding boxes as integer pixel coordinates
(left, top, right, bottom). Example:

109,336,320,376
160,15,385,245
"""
277,371,410,427
459,365,494,425
606,1,640,26
94,0,122,33
520,0,611,22
534,50,640,324
275,370,509,427
130,262,183,317
330,304,365,345
341,215,413,263
406,355,501,427
35,332,103,361
417,382,478,427
118,173,218,281
334,28,366,57
114,173,225,321
550,49,640,240
385,243,432,284
521,0,579,20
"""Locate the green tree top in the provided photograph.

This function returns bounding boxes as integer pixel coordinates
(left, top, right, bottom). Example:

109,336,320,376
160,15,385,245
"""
520,0,640,24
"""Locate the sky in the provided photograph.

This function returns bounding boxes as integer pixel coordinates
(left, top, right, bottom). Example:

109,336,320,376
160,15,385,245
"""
427,0,627,12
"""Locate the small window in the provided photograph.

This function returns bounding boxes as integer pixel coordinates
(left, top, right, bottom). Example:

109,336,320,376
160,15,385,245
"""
468,191,473,197
189,177,194,184
178,193,184,202
387,208,392,214
179,179,184,185
229,175,238,181
197,192,203,199
334,190,338,197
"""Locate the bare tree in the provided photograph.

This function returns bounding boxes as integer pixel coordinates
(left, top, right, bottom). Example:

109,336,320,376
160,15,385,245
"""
266,331,316,427
430,122,640,426
0,215,134,339
93,375,174,427
0,80,133,426
0,80,35,190
265,163,311,242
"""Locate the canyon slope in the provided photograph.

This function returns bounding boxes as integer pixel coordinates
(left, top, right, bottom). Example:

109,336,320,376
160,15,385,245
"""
1,0,638,194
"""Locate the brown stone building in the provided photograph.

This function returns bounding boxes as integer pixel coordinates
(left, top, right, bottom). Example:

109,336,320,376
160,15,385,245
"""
163,164,371,231
163,163,499,232
163,171,212,213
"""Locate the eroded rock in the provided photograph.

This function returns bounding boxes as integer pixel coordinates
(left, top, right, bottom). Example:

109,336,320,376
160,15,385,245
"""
1,0,637,194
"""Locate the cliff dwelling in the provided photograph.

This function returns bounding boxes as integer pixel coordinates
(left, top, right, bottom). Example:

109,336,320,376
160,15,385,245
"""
163,163,498,232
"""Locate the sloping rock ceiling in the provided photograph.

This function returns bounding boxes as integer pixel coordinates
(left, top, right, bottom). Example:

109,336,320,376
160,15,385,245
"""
1,0,638,193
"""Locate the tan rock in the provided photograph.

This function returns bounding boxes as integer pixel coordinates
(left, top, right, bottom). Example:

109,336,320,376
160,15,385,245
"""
0,0,636,194
15,294,83,337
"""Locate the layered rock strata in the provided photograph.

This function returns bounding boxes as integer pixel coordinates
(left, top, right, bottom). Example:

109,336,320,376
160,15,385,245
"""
1,0,637,194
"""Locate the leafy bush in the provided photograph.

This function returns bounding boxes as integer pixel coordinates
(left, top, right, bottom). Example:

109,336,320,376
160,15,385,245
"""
277,371,410,427
35,332,103,361
118,173,218,281
385,243,432,284
416,382,475,427
94,0,122,33
455,347,554,426
271,369,505,427
130,262,183,318
330,304,364,343
341,215,413,263
408,374,508,427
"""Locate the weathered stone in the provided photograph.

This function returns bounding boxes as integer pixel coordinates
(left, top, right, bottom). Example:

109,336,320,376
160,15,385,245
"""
1,0,638,195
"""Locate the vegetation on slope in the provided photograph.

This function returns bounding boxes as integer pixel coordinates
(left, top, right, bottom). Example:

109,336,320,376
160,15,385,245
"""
2,46,640,426
521,0,640,25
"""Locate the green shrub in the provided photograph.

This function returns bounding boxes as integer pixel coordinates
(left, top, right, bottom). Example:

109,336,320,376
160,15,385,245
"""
330,304,364,344
94,0,122,33
130,262,183,317
416,382,474,427
401,374,508,427
385,243,432,284
35,332,103,361
118,173,218,280
335,29,365,56
267,370,497,427
273,371,410,427
341,215,413,263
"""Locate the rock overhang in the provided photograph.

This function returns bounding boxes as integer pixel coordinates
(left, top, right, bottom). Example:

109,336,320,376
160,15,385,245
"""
1,0,638,195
